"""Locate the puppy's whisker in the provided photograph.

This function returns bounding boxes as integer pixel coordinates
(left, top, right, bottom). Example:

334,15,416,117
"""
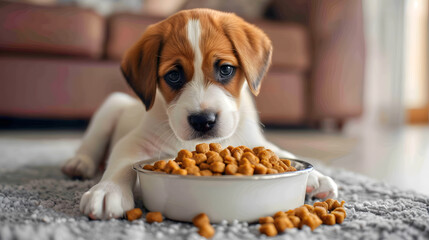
157,131,176,160
148,121,173,150
153,125,176,159
235,131,248,146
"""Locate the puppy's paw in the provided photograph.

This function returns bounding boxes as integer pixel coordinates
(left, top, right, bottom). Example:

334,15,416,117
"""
80,181,134,220
62,155,96,179
306,170,338,199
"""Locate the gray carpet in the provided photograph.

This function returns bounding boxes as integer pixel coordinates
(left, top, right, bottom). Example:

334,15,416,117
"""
0,137,429,240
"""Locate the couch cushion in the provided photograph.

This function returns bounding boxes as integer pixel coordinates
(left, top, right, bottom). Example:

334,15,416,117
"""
0,56,132,118
256,70,306,124
0,2,105,59
106,13,162,60
253,21,310,71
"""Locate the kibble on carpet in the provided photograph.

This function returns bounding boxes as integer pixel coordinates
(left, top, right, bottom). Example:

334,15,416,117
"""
0,137,428,240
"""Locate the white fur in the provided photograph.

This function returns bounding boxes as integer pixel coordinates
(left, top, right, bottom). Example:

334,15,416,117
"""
62,19,338,220
170,19,239,142
186,19,204,86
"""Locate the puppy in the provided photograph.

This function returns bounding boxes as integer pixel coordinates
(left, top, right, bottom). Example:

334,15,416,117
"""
62,9,338,220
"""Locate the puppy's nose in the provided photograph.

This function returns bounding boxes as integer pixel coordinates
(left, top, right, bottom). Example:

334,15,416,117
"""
188,112,217,133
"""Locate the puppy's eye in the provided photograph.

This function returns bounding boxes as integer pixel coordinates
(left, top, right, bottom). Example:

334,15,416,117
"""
220,65,235,77
216,64,236,84
164,69,185,90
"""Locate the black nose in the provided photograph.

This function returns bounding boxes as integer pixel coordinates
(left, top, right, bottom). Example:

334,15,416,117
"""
188,112,217,133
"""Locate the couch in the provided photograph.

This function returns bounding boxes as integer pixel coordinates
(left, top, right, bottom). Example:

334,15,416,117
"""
0,0,365,127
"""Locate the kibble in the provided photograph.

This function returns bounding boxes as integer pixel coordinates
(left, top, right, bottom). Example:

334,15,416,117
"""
219,148,231,158
176,149,192,162
302,214,322,230
320,213,336,225
259,199,347,236
182,158,196,168
193,153,207,164
332,209,346,224
146,212,163,223
225,164,238,175
259,223,278,237
198,224,215,238
231,147,244,160
209,143,222,153
200,170,213,176
288,216,301,227
259,216,274,224
313,201,328,210
186,166,200,175
207,154,223,164
141,143,296,176
153,160,167,170
199,163,210,170
172,169,187,175
209,162,225,173
126,208,142,221
238,164,254,176
266,168,278,174
196,143,210,153
143,164,154,171
192,213,210,228
273,211,287,219
193,213,215,238
164,160,180,173
254,164,268,174
274,217,294,232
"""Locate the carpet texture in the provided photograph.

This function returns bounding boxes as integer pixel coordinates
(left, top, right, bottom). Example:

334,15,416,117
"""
0,137,428,240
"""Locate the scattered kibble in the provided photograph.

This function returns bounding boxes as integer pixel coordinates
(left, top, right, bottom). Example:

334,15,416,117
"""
192,213,210,228
259,216,274,224
198,224,215,238
126,208,142,221
193,213,215,238
259,223,278,237
146,212,163,223
259,199,346,236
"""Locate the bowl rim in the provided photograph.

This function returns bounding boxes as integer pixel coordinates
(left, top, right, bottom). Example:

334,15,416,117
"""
133,158,313,181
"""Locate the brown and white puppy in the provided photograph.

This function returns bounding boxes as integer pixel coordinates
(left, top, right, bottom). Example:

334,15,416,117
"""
62,9,337,220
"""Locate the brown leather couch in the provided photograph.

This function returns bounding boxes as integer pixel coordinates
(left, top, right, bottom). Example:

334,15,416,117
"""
0,1,365,126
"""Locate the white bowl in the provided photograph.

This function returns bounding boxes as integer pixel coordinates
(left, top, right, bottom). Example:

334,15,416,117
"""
133,158,312,223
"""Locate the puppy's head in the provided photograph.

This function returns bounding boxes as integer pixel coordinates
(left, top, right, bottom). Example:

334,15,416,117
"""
121,9,272,141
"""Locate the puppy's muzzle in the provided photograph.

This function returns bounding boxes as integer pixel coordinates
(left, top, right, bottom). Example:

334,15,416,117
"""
188,112,217,133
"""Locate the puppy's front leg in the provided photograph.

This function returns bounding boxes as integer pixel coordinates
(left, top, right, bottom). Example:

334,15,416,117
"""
79,136,148,220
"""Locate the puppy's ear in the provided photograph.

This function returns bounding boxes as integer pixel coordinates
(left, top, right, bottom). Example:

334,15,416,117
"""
223,17,272,96
121,24,164,111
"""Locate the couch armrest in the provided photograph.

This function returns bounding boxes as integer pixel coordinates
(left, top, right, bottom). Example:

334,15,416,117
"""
309,0,365,120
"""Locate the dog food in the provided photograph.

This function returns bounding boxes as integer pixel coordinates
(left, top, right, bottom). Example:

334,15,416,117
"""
193,213,215,238
142,143,296,176
198,224,215,238
146,212,163,223
274,216,294,232
259,216,274,224
259,223,278,237
259,199,346,236
126,208,143,221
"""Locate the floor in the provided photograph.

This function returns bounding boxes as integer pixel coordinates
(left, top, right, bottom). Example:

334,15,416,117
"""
1,125,428,196
265,125,429,197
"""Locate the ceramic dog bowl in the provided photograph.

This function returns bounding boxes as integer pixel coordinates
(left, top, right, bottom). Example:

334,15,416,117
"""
133,158,313,223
